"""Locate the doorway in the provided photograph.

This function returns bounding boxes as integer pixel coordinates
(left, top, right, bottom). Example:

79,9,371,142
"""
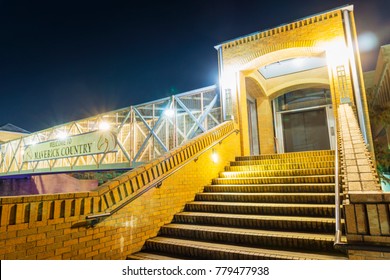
282,108,330,152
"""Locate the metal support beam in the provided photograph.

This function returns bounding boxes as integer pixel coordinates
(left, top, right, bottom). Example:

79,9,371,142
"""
133,105,170,162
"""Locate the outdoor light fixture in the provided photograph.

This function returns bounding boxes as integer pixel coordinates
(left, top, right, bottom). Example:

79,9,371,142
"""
324,38,349,67
219,73,236,92
99,121,110,131
164,108,175,117
211,149,218,163
56,131,68,140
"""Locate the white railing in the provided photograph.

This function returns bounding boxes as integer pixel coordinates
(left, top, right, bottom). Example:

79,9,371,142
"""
333,111,344,247
0,85,221,176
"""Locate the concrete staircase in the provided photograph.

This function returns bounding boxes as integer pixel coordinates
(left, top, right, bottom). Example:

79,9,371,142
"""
128,150,347,260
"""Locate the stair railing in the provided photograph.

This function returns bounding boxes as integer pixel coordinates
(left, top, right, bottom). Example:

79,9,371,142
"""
334,107,347,248
334,116,343,246
85,121,239,225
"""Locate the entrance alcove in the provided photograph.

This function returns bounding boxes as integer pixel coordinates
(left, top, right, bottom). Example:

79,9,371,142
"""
238,49,333,155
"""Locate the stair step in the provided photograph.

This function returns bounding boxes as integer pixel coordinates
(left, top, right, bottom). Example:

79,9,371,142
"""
204,183,335,193
185,202,336,217
143,237,347,260
159,224,343,252
127,252,184,260
219,168,334,178
231,156,335,166
127,149,347,260
195,192,335,204
212,175,335,185
173,212,342,233
236,150,334,161
225,161,335,171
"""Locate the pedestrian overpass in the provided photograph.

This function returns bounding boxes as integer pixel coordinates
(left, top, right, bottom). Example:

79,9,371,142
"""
0,85,221,177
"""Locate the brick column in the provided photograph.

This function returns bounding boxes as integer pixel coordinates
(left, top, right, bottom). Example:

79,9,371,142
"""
256,97,275,154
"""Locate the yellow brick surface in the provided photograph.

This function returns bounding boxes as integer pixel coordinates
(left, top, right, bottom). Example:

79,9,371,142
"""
366,205,381,235
0,126,239,260
217,9,363,156
355,204,368,234
344,204,357,234
377,204,390,235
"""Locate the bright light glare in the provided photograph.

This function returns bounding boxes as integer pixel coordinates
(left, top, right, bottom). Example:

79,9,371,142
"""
358,32,379,53
99,121,110,131
325,39,349,67
220,72,236,91
164,109,175,117
57,131,68,140
211,150,218,163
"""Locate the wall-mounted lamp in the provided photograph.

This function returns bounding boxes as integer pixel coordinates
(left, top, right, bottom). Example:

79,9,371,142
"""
164,108,175,117
323,38,349,67
57,131,68,140
211,149,218,163
99,121,110,131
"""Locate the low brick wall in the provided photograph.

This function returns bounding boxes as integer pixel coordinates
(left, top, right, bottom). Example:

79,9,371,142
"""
338,104,390,259
344,192,390,254
0,121,240,259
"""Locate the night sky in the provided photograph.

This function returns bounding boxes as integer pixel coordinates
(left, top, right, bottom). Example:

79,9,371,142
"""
1,0,389,133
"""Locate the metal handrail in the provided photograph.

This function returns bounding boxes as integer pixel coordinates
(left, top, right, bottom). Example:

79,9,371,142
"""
334,109,346,247
86,125,239,224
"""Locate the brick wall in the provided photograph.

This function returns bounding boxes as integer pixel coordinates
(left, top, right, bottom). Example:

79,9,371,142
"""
345,192,390,260
220,9,349,106
348,249,390,260
221,11,345,68
218,8,363,156
0,122,241,259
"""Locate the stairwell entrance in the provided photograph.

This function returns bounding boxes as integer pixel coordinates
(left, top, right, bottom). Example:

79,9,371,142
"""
273,88,335,153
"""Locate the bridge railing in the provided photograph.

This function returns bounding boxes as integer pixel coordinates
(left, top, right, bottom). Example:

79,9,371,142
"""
0,121,236,228
0,85,220,177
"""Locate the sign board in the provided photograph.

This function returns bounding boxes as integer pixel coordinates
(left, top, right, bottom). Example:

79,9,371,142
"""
23,130,117,162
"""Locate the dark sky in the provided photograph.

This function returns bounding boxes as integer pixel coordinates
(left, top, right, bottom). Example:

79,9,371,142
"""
1,0,389,132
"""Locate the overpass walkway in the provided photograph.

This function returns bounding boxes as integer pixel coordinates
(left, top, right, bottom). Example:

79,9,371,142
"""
0,85,220,178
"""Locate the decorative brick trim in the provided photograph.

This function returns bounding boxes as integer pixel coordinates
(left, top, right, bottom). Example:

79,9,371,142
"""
222,11,340,50
338,104,380,193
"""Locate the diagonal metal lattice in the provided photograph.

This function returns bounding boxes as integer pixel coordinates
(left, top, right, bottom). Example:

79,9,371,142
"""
0,85,221,176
